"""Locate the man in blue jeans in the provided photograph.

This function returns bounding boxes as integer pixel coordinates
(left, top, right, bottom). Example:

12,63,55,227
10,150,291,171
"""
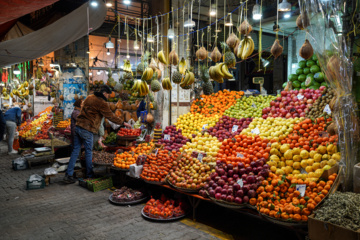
64,85,130,183
4,104,21,154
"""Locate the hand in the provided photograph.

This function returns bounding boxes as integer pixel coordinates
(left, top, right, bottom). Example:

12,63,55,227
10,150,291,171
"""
123,123,131,128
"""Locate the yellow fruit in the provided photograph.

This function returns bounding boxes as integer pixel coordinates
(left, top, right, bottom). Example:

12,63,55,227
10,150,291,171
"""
305,166,313,173
327,144,337,155
292,148,301,155
268,161,277,167
313,153,322,162
312,163,321,171
300,150,309,159
320,160,328,168
270,148,281,156
332,153,341,161
275,169,285,175
270,155,280,162
271,142,281,150
293,162,301,170
284,150,293,160
322,154,330,161
323,165,332,170
285,160,294,167
317,145,327,154
292,170,301,175
280,144,290,153
270,166,277,173
309,150,317,158
328,159,337,166
300,160,308,168
293,155,302,162
285,166,293,174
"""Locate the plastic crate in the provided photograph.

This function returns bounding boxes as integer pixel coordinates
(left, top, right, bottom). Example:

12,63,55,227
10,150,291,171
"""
26,178,45,190
12,160,29,171
87,177,113,192
78,178,88,188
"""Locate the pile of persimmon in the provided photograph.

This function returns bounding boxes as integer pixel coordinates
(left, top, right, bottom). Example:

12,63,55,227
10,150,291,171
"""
280,117,338,151
216,134,271,166
141,150,180,183
113,151,136,169
133,142,154,159
190,90,244,117
256,172,337,222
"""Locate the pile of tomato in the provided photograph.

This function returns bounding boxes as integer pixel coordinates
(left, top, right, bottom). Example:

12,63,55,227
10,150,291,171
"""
117,128,141,137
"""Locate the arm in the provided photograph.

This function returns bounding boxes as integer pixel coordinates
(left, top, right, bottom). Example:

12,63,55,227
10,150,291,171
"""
99,102,124,126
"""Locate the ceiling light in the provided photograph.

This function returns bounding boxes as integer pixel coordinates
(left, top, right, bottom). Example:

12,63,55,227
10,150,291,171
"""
134,41,140,50
126,55,130,59
38,58,44,66
210,4,216,16
105,71,109,74
13,65,20,75
97,71,102,75
106,2,112,7
124,0,131,5
215,28,222,33
284,13,291,18
90,0,98,7
107,49,110,55
106,36,114,49
252,3,262,20
89,72,93,76
168,28,175,39
74,68,83,78
184,19,195,28
278,0,291,12
147,36,154,43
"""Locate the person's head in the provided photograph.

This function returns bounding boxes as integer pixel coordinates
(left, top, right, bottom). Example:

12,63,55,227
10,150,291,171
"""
73,99,82,108
100,85,112,99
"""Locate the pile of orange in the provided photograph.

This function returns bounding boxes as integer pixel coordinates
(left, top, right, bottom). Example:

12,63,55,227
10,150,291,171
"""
113,151,136,169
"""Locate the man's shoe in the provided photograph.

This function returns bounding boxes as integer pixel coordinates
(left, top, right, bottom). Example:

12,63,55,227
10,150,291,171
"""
63,175,76,184
8,150,18,155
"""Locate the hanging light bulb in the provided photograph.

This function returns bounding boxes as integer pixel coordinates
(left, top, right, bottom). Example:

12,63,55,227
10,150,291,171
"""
147,36,154,43
284,13,291,19
252,1,262,20
38,58,44,66
89,72,93,76
184,19,195,27
90,0,98,7
278,0,291,12
168,28,175,39
261,58,270,67
106,1,112,7
225,14,233,26
13,65,20,75
126,55,130,59
107,49,110,55
97,71,102,75
134,41,140,50
210,4,216,16
74,67,83,78
106,36,114,48
124,0,131,5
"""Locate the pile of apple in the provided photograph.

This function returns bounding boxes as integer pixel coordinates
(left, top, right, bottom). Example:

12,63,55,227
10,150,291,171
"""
207,116,252,142
167,153,213,190
199,160,270,204
262,88,325,119
158,125,190,152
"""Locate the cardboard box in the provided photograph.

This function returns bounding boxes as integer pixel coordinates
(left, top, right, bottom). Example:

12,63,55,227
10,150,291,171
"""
308,214,360,240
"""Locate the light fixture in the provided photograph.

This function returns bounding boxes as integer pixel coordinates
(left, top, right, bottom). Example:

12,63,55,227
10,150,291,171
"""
184,19,196,28
134,41,140,50
105,71,109,74
147,36,154,43
89,72,93,76
278,0,291,12
13,65,21,75
124,0,131,5
74,68,83,78
210,4,216,16
215,28,222,33
38,58,44,66
97,71,102,75
50,59,58,67
252,2,262,20
284,13,291,19
261,58,270,67
90,0,98,7
106,36,114,49
337,32,343,36
126,55,130,59
168,28,175,39
106,1,112,7
87,50,90,54
107,49,110,55
225,14,233,26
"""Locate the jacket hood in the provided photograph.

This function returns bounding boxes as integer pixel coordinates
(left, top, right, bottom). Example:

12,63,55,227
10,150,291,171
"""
94,92,107,102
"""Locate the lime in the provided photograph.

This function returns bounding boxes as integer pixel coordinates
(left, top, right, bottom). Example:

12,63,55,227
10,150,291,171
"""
310,65,320,74
299,60,306,68
314,72,324,82
303,68,310,75
306,60,316,67
296,68,304,75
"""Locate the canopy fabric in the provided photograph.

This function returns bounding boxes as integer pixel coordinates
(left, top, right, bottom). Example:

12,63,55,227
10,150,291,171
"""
0,1,107,67
0,0,59,25
2,22,33,42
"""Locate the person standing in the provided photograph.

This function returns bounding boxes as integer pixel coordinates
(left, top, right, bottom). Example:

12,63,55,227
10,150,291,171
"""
70,99,83,150
64,85,130,183
4,104,21,154
0,110,6,141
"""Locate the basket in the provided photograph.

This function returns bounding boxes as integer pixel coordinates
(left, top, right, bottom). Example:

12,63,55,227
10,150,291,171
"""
26,178,45,190
12,160,29,171
87,177,113,192
78,178,92,188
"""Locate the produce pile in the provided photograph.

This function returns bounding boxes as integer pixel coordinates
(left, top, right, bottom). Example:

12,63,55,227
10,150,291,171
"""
35,138,69,147
207,116,252,142
113,143,154,169
103,132,117,144
19,106,52,139
143,195,188,219
111,187,145,203
117,128,141,137
56,119,70,129
91,151,116,165
157,125,190,152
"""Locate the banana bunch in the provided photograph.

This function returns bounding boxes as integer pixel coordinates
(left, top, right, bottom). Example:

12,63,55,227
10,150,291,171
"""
162,78,172,90
132,80,149,96
2,88,9,100
237,37,255,60
180,70,195,88
141,67,154,81
209,63,233,83
157,50,167,65
123,60,133,75
179,57,187,74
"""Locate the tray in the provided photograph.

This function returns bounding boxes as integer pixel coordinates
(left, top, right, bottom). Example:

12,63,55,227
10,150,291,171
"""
111,165,129,172
141,207,187,221
109,194,148,205
34,147,51,152
143,179,165,185
166,178,201,193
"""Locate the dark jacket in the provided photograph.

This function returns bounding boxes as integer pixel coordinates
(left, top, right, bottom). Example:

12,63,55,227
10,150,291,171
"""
4,107,21,125
71,108,81,137
76,92,124,134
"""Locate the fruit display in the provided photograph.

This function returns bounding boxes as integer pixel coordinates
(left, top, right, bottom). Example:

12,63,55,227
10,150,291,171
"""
267,142,340,181
157,125,190,152
141,150,180,183
202,159,269,205
103,132,117,144
174,112,220,139
111,187,145,203
180,70,195,89
113,151,135,169
236,36,255,60
56,119,70,129
181,132,221,163
117,128,141,137
207,116,252,142
92,151,116,165
241,117,302,140
262,89,323,119
191,90,244,117
257,173,337,222
133,143,155,160
209,63,234,83
143,195,188,219
19,107,52,138
35,138,69,147
167,153,213,190
306,87,335,118
225,95,277,119
33,120,53,141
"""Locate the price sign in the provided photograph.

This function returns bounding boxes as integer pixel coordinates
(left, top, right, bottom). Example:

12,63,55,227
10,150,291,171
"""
236,153,244,158
202,124,208,130
197,153,203,163
237,179,244,188
232,125,239,133
251,103,257,108
296,184,306,197
36,127,41,130
300,169,308,174
323,104,331,115
155,149,159,156
251,127,260,135
164,134,170,140
297,94,304,100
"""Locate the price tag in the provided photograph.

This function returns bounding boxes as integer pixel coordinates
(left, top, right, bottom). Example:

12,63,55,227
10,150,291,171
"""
202,124,208,130
164,134,170,140
40,113,45,116
236,153,244,158
197,153,203,163
296,184,306,197
323,104,331,115
36,127,41,130
297,94,304,100
232,125,239,133
251,103,257,108
237,179,244,188
300,169,308,174
155,149,158,156
251,127,260,135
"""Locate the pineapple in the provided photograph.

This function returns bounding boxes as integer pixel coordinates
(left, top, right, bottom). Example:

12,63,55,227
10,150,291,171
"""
172,71,183,84
221,42,236,68
150,79,161,92
136,51,150,74
199,64,214,95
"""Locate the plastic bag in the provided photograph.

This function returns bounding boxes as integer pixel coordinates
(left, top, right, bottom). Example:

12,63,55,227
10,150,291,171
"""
13,157,26,165
128,164,143,178
44,167,58,176
29,174,43,182
108,120,121,130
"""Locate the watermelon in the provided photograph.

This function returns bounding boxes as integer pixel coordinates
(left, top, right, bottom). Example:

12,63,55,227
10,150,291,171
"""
314,72,324,82
306,60,316,67
305,77,316,87
289,74,298,82
296,68,304,75
307,73,314,80
299,60,306,68
292,81,301,88
303,68,310,75
301,82,306,88
321,82,328,87
312,55,318,61
310,65,320,74
298,74,306,82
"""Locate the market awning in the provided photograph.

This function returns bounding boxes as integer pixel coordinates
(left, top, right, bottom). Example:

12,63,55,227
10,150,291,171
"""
0,0,107,67
2,22,33,42
0,0,59,25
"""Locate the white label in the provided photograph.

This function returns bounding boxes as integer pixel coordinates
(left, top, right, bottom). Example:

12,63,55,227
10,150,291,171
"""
197,153,203,162
251,103,257,108
45,120,49,124
232,125,239,133
297,94,304,100
300,168,308,174
323,104,331,115
164,134,170,140
251,127,260,135
155,149,158,156
237,179,244,187
296,184,306,197
202,124,208,130
236,153,244,158
40,113,45,116
36,127,41,130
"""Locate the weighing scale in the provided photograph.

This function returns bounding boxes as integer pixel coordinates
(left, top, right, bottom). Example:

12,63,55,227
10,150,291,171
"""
253,77,264,93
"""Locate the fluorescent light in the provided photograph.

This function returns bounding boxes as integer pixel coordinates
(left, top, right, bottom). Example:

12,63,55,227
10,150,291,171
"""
124,0,131,5
87,50,90,54
107,49,110,55
284,13,291,18
106,2,112,7
278,0,291,12
105,71,109,74
184,19,195,27
97,71,102,75
13,65,20,75
90,1,98,7
210,4,216,16
252,3,262,20
106,36,114,49
168,28,175,39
